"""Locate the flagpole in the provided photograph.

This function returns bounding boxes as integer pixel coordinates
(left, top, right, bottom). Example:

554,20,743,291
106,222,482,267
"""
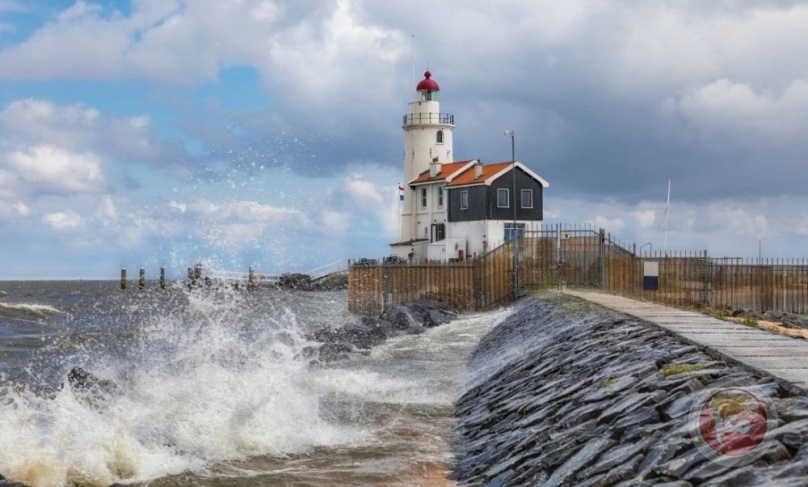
398,183,404,242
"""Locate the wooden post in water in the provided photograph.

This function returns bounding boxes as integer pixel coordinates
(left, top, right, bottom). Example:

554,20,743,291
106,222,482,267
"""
248,266,256,291
160,267,166,289
120,268,127,290
139,268,146,290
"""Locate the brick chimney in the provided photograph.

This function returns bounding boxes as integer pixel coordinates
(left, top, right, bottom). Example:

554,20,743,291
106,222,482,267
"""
429,157,441,177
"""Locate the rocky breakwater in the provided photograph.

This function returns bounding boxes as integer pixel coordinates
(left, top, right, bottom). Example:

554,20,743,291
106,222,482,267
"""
309,300,457,362
453,293,808,486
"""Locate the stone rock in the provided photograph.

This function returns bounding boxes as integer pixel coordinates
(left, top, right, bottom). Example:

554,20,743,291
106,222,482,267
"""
311,272,348,291
309,300,456,362
763,310,781,322
781,313,808,330
0,476,30,487
451,294,808,486
275,273,313,290
598,392,659,422
65,366,122,409
578,435,656,479
611,405,659,431
764,440,793,463
543,436,616,487
663,393,696,420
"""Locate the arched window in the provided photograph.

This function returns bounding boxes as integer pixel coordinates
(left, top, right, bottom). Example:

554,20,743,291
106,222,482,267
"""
436,130,444,144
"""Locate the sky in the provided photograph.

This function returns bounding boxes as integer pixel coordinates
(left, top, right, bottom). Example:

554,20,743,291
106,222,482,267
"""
1,0,808,279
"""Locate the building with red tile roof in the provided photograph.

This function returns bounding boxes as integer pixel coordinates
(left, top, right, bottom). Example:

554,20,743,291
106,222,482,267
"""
391,71,548,262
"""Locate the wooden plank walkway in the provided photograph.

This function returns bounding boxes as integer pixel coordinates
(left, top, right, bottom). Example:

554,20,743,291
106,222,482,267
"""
565,290,808,392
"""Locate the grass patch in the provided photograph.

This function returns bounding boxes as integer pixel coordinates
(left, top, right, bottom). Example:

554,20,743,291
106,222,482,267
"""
741,316,759,327
693,306,730,319
601,377,617,388
659,363,705,377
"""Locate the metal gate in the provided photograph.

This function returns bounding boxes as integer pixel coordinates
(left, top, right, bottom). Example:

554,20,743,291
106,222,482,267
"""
519,224,607,290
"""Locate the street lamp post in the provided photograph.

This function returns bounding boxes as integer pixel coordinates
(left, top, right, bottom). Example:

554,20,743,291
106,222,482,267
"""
504,130,518,298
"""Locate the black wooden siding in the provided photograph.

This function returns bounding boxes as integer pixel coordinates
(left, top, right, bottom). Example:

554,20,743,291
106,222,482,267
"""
447,167,543,222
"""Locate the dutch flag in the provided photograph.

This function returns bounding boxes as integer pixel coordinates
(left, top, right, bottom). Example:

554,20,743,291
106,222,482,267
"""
398,184,404,201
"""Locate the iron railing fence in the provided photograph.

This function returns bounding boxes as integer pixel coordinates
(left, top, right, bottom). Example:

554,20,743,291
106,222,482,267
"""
402,112,455,126
348,223,808,316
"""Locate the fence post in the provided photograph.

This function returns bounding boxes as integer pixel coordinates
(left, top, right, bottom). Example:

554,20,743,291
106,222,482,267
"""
513,235,520,299
473,259,481,311
120,268,126,290
556,223,562,291
139,268,146,290
632,243,637,296
160,267,166,289
599,228,606,290
382,263,391,309
702,250,709,306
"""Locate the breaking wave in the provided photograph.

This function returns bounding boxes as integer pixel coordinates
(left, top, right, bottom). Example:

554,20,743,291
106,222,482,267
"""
0,288,365,486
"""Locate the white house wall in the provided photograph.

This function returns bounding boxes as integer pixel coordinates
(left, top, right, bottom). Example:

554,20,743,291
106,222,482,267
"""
400,96,454,244
413,184,448,242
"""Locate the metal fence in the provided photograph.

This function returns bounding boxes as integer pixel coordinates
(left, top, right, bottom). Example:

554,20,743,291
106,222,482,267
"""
348,223,808,316
521,224,808,314
348,241,515,316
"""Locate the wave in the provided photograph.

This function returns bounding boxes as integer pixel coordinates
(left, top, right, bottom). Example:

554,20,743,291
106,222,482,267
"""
0,301,63,317
0,289,367,487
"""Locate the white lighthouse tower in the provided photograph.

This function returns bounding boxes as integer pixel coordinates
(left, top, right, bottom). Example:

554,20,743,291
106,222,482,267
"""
399,71,455,243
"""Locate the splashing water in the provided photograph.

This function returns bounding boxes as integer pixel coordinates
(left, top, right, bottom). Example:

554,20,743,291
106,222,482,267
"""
0,282,509,486
0,286,361,486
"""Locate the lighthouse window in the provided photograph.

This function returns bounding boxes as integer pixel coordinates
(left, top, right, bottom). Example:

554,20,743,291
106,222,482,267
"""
438,188,444,207
460,190,469,210
436,130,444,144
421,188,427,207
497,188,510,208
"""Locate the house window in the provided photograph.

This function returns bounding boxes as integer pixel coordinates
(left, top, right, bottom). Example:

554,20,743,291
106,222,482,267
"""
504,223,525,242
421,188,427,207
438,188,444,207
436,130,444,143
521,189,533,208
497,188,509,208
460,190,469,210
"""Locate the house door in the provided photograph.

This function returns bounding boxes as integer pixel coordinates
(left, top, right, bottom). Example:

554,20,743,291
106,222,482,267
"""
431,223,446,242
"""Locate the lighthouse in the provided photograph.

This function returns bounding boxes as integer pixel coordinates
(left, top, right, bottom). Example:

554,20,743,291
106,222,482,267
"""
390,68,549,263
399,71,455,243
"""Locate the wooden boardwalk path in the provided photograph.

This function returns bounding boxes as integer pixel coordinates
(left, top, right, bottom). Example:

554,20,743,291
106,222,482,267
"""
565,290,808,393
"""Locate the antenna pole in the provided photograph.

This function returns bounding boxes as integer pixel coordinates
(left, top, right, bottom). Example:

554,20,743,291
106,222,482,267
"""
664,179,671,254
411,35,416,101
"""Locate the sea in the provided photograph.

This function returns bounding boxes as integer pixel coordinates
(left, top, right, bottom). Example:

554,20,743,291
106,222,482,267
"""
0,281,512,487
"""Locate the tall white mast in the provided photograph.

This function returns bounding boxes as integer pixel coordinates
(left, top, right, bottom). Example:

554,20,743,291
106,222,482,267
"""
411,35,416,102
663,179,671,254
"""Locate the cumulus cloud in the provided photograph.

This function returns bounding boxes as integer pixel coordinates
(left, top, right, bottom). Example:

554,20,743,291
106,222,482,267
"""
42,210,82,230
630,210,656,229
667,79,808,145
7,145,106,194
345,176,384,207
3,1,808,277
0,99,167,162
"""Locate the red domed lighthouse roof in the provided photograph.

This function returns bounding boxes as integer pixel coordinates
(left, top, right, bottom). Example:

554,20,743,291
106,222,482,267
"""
416,70,440,92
